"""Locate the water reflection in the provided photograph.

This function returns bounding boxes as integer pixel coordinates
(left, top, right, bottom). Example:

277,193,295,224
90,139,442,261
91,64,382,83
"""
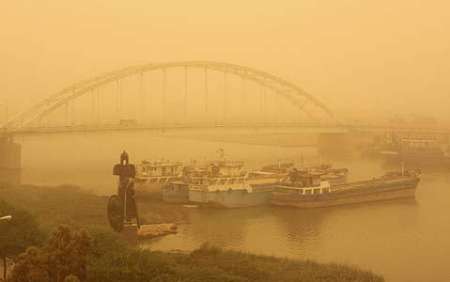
186,208,273,248
16,132,450,282
271,208,325,249
145,192,424,282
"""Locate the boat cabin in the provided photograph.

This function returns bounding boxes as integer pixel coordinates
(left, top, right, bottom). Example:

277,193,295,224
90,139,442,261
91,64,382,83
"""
290,181,331,195
137,160,183,178
277,169,332,195
208,160,245,177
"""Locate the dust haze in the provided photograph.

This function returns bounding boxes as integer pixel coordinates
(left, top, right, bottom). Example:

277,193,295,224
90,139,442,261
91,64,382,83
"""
1,0,450,122
2,2,450,282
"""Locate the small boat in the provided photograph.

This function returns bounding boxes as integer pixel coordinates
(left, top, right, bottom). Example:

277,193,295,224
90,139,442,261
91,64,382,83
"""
134,160,183,196
272,169,420,208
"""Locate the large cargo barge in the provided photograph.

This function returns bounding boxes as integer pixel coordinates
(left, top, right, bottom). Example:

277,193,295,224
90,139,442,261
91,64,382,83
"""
189,180,273,208
272,170,420,208
187,160,276,208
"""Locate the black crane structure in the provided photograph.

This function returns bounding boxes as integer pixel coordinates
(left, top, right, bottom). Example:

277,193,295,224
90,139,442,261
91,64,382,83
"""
107,151,140,232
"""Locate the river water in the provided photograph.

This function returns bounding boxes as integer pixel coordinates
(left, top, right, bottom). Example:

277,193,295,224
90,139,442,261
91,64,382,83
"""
17,132,450,282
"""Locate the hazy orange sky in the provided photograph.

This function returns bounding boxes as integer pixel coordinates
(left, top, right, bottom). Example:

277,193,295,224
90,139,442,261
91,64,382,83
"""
1,0,449,121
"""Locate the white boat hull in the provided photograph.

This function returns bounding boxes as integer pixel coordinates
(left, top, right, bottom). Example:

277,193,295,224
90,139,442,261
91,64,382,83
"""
189,188,271,208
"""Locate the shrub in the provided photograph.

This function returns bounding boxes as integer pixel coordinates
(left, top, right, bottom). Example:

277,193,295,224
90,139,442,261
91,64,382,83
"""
0,200,44,281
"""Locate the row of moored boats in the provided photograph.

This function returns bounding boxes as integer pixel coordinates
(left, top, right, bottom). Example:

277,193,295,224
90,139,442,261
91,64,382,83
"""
133,158,420,208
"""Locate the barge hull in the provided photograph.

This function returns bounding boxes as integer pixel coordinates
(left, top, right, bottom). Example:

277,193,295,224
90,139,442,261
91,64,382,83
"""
272,183,417,208
189,190,271,208
162,183,189,203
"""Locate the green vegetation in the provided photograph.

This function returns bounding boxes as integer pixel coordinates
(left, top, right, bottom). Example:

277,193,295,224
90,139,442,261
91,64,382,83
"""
1,185,384,282
0,184,187,231
87,238,384,282
0,200,44,280
10,225,90,282
6,225,383,282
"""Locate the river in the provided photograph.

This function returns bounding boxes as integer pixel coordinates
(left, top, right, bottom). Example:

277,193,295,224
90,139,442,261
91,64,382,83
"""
16,131,450,282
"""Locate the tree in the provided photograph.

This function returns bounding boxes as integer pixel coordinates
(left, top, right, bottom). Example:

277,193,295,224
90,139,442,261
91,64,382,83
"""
0,200,44,281
45,225,90,282
8,246,49,282
10,225,90,282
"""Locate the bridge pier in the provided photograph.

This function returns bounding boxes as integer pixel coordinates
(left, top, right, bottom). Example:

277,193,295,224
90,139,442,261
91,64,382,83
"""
0,134,21,186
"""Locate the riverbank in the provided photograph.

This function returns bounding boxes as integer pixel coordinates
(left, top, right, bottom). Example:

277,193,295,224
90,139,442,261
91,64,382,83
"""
0,184,187,231
89,241,385,282
1,184,384,281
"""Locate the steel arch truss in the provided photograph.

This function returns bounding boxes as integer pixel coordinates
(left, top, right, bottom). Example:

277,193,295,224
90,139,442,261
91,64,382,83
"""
3,61,335,129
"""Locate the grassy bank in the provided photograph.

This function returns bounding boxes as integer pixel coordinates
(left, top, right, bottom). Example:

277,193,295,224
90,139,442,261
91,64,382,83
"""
1,184,384,281
0,184,187,231
88,238,384,282
155,246,383,282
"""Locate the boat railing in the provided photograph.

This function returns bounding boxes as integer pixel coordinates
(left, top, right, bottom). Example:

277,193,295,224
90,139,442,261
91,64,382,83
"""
135,175,180,184
188,176,249,191
330,174,417,192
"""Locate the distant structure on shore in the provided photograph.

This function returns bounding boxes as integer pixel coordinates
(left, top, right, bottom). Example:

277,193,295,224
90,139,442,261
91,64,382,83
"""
0,133,21,185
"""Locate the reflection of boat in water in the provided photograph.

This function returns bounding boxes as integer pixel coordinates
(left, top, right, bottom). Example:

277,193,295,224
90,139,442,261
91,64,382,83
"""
134,160,183,196
188,160,275,208
272,169,420,208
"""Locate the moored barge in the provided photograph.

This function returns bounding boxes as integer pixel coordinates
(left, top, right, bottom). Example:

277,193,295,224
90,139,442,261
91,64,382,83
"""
188,160,275,208
272,169,420,208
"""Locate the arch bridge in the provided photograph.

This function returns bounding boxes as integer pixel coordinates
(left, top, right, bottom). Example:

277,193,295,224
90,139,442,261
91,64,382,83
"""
3,61,339,134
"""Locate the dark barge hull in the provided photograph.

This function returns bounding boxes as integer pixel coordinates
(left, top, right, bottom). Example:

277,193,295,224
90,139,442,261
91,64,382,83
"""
272,177,419,208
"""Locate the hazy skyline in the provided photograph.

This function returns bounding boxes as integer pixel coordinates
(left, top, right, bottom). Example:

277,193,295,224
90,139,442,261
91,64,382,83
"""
1,0,450,121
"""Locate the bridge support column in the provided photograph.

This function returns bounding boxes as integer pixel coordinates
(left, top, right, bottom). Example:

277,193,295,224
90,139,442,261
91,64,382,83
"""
204,67,208,113
0,134,21,186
